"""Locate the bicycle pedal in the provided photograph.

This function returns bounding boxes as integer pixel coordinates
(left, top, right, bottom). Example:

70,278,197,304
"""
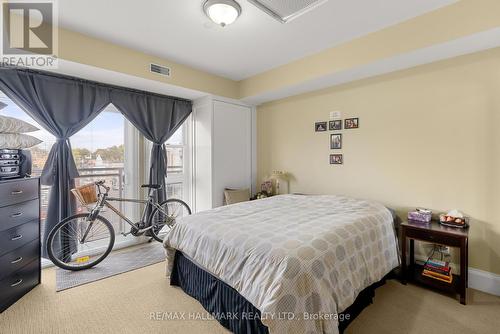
121,232,132,237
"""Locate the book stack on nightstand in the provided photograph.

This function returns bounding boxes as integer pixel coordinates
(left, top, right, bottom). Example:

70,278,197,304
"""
423,259,452,284
400,220,469,304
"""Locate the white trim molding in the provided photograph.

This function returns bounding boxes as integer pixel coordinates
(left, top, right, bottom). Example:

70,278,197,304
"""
469,268,500,297
243,27,500,105
414,254,500,297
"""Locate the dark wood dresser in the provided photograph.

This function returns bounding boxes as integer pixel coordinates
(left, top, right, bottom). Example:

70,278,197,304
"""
0,177,41,313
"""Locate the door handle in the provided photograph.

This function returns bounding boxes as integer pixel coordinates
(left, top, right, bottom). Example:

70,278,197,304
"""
11,257,23,264
11,212,23,218
11,190,23,195
11,235,23,241
10,279,23,287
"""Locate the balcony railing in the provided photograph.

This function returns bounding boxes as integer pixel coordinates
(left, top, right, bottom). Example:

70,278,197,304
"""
75,167,125,233
167,165,183,174
38,167,126,237
38,165,183,238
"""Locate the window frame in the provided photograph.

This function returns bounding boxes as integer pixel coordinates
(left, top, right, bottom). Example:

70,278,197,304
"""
143,117,192,206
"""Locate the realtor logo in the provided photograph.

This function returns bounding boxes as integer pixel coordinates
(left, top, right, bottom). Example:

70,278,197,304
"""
1,1,58,68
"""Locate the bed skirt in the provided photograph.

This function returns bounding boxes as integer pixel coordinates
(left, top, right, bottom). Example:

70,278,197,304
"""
170,251,390,334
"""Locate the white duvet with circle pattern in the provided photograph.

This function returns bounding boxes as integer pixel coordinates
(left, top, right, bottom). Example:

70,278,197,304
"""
164,194,399,334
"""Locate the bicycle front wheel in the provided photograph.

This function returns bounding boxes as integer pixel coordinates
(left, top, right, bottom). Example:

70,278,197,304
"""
47,213,115,271
149,199,191,243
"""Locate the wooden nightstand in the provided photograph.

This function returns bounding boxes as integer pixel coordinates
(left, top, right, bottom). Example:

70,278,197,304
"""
400,220,469,305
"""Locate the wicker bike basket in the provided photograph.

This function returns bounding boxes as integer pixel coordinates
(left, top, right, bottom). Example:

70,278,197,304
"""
71,183,98,206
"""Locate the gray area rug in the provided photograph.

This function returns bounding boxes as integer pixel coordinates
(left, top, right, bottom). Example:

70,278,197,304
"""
56,243,166,291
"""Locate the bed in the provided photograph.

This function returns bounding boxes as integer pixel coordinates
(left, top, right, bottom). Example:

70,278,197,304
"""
163,194,400,334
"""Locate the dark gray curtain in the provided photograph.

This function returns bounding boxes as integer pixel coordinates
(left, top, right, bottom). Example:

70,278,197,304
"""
0,66,192,258
110,89,192,212
0,68,111,258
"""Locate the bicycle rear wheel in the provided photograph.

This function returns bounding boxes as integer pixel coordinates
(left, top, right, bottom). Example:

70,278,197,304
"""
149,199,191,243
47,213,115,271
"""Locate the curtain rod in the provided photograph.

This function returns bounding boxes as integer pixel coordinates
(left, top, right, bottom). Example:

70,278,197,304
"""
0,65,192,103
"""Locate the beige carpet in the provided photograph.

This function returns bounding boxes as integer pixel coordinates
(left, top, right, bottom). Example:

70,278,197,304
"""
1,263,499,334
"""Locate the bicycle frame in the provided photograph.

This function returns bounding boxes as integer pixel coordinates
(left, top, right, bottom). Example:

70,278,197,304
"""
81,186,170,243
104,196,167,233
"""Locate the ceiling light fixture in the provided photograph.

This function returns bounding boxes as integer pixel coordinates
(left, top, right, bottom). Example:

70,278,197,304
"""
203,0,241,27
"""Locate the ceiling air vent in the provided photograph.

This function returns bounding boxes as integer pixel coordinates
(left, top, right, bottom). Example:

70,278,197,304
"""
248,0,328,23
150,63,171,77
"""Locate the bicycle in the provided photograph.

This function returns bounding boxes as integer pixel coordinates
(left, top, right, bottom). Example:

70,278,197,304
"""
46,180,191,271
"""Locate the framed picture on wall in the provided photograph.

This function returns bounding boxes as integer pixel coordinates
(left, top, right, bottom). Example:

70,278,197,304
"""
260,181,273,195
330,133,342,149
315,121,327,132
330,154,343,165
329,120,342,130
344,118,359,129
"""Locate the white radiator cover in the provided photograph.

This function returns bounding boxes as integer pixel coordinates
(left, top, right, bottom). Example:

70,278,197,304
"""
247,0,328,23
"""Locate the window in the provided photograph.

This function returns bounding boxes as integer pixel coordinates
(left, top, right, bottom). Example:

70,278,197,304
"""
0,93,142,241
1,89,190,254
0,92,55,233
0,93,56,167
71,105,128,235
145,119,192,205
165,125,186,199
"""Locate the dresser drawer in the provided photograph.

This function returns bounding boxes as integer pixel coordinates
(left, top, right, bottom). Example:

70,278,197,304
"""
0,199,39,232
0,259,39,313
0,220,39,257
0,178,38,208
0,239,39,281
405,226,462,247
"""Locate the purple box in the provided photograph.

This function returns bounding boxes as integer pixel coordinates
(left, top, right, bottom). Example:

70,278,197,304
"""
408,211,432,223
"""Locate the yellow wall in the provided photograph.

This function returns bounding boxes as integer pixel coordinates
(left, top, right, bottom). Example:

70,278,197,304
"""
257,48,500,275
239,0,500,99
9,0,496,101
7,0,500,102
57,28,239,99
1,5,239,98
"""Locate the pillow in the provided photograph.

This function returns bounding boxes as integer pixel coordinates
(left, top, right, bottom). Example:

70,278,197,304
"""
224,188,250,205
0,133,42,149
0,115,39,133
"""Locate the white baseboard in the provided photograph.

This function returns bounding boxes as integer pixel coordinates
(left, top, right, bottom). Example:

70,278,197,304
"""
413,254,500,297
468,268,500,297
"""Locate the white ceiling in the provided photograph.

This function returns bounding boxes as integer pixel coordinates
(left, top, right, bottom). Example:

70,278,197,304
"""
242,27,500,104
58,0,456,81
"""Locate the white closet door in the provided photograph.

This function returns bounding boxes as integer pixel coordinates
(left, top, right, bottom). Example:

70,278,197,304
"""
212,100,252,208
193,100,214,212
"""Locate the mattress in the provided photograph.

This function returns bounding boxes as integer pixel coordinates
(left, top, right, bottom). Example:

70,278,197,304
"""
164,194,399,334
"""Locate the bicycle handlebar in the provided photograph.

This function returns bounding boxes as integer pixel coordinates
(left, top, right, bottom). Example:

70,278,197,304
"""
95,180,110,193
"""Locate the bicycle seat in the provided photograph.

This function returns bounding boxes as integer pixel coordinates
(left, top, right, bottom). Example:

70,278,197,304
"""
141,184,162,190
